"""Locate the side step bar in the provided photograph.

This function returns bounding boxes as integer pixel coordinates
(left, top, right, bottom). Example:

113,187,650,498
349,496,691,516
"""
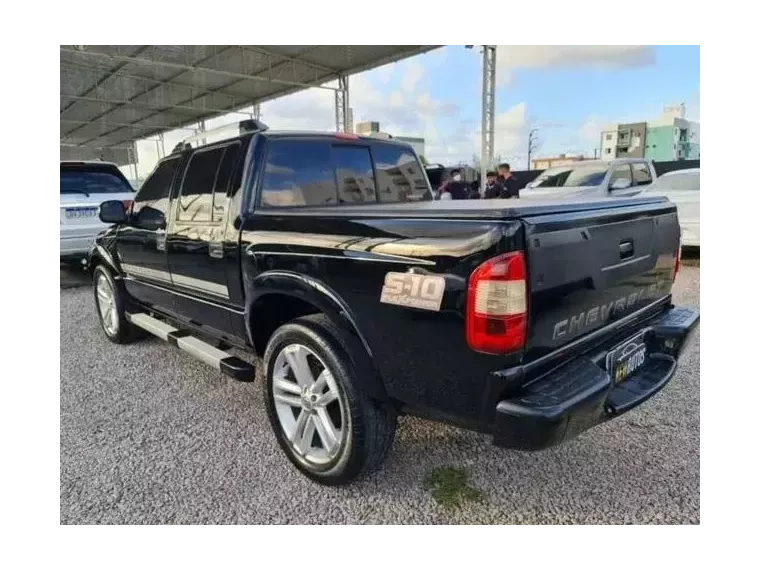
127,312,254,382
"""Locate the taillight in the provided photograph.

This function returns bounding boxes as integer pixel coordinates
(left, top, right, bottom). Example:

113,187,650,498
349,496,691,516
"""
465,251,527,354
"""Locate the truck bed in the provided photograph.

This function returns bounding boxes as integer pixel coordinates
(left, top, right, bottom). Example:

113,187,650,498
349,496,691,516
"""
255,195,675,219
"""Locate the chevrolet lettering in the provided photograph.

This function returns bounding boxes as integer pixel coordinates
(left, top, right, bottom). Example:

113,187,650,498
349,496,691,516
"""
88,120,699,486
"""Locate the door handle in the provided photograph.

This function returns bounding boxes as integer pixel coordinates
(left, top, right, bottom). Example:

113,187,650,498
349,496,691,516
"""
209,242,224,259
619,239,634,259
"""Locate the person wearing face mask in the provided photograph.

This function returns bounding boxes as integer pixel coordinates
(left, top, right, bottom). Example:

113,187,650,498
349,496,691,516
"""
438,168,469,200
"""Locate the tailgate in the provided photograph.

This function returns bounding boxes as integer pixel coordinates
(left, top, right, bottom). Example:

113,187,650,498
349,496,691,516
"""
522,199,680,358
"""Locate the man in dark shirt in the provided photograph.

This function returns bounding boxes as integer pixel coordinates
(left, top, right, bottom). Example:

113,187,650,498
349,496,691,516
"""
438,168,469,200
483,171,501,199
497,163,520,199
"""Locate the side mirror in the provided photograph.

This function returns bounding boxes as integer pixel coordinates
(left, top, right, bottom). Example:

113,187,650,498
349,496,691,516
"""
610,178,632,191
99,200,127,224
135,206,166,231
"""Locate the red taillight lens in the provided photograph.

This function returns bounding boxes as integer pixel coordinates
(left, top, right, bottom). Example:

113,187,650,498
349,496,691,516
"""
465,251,527,354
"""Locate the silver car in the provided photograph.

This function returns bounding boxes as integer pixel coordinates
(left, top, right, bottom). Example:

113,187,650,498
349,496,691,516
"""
521,158,658,200
60,161,135,264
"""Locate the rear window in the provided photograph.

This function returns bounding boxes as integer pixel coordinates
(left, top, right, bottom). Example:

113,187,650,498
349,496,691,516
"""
60,170,132,195
373,144,430,202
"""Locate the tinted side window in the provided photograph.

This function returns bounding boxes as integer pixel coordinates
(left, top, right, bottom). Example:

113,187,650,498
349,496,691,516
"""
609,164,633,187
632,162,653,186
212,143,241,222
332,146,376,204
134,157,180,214
178,146,225,222
372,144,430,203
260,140,336,207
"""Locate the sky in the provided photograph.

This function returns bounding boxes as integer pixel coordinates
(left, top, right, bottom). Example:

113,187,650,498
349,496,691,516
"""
127,45,700,179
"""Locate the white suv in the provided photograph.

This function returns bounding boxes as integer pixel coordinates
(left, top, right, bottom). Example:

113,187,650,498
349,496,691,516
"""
60,161,135,264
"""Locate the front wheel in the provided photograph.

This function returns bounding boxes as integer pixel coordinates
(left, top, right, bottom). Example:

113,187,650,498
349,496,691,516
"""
263,315,396,485
93,265,139,344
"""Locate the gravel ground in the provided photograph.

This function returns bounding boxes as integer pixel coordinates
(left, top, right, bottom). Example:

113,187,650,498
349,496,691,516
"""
60,266,700,524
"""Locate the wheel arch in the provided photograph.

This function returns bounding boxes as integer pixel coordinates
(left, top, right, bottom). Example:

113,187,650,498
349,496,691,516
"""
246,271,389,405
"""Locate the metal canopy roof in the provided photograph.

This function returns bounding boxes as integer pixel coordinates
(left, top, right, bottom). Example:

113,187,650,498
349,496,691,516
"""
60,45,440,163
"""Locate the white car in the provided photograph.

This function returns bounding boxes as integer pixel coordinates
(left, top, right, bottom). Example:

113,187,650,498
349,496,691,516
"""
522,158,657,199
644,168,700,247
60,161,135,264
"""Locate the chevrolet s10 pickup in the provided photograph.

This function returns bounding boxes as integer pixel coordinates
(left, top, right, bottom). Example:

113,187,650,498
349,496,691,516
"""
89,120,699,485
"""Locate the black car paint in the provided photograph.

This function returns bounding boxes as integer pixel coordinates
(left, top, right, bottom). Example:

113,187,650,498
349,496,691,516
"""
91,131,688,437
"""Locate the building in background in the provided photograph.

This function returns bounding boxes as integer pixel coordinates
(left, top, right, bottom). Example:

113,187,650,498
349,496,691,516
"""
531,154,589,170
355,121,425,158
395,136,425,158
600,104,700,162
355,121,380,135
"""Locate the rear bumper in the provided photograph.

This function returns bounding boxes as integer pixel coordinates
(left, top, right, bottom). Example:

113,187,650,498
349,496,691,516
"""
492,305,699,450
60,234,97,257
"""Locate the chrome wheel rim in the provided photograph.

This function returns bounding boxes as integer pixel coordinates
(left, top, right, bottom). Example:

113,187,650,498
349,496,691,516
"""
272,344,347,466
96,274,118,336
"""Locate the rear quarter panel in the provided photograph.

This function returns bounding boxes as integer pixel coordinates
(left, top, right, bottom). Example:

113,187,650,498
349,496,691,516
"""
240,213,523,429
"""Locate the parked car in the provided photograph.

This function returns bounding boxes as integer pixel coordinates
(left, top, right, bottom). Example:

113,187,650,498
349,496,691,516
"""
60,161,134,265
644,168,700,247
521,158,657,200
89,121,698,486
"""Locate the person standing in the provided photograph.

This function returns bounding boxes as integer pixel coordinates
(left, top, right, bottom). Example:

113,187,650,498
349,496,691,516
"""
497,163,520,199
438,168,469,200
483,171,501,199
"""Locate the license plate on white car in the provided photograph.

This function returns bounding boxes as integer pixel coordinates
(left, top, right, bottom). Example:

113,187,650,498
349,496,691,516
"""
65,207,98,219
606,331,647,384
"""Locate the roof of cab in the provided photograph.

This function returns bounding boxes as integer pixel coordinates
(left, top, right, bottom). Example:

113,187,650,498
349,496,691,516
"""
170,129,415,158
60,160,119,167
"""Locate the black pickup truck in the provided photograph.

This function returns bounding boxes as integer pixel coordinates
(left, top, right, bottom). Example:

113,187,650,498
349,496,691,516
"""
90,121,699,485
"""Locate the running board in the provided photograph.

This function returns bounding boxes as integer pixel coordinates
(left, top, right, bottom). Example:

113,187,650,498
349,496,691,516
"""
126,312,254,382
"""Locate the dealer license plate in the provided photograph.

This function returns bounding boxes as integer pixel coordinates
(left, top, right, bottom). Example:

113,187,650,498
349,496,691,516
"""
606,331,647,384
65,207,98,219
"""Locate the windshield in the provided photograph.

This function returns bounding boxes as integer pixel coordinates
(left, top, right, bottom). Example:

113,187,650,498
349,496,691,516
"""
649,172,700,192
530,164,609,188
61,171,133,196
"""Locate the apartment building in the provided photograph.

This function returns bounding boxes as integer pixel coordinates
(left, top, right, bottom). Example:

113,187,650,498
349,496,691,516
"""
600,105,700,161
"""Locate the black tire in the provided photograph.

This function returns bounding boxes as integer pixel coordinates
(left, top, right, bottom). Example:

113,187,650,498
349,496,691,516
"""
263,314,396,485
92,265,139,344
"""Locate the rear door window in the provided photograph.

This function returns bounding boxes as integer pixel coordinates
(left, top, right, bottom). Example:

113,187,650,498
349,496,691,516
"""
178,146,225,222
609,164,633,188
260,140,337,207
332,145,376,204
211,143,241,222
632,162,653,186
372,144,431,203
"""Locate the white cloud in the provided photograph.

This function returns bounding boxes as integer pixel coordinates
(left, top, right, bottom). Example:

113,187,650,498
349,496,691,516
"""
578,115,602,143
496,45,655,85
401,61,423,92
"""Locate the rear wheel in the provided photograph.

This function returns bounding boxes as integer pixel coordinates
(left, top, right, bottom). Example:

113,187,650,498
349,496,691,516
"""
93,265,138,344
263,315,396,485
